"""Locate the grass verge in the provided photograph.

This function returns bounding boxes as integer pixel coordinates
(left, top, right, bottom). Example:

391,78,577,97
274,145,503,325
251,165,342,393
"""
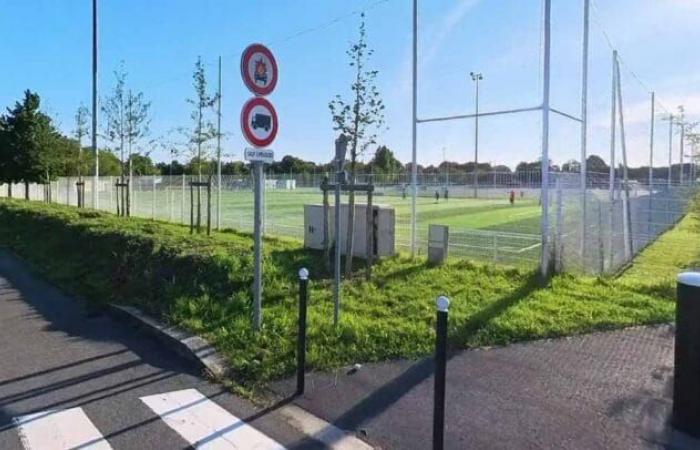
0,198,688,388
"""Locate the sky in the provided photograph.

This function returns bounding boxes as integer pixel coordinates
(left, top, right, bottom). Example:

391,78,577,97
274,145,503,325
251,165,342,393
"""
1,0,699,171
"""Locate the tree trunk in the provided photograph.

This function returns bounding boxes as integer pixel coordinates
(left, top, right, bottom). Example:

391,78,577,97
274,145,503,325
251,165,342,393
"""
24,181,29,200
8,183,12,198
344,157,357,276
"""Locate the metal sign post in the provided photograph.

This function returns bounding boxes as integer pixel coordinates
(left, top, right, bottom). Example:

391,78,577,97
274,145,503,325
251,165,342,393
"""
240,42,279,332
253,160,264,330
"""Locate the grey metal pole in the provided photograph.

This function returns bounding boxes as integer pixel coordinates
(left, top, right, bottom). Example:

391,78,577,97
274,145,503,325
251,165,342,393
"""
472,75,480,199
539,0,552,278
669,114,674,187
579,0,590,258
410,0,418,258
253,161,264,331
649,92,655,235
334,160,343,326
91,0,99,209
216,56,222,230
649,93,655,186
680,115,685,185
608,50,617,267
615,56,633,259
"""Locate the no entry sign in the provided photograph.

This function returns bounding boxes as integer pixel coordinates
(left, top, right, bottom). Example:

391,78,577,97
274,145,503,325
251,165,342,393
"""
240,43,278,96
240,97,278,148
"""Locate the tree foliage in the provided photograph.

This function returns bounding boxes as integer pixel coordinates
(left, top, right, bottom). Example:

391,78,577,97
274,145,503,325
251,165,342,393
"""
0,90,65,186
182,57,218,177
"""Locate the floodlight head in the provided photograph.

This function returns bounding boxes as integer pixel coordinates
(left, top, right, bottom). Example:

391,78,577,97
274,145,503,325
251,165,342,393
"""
470,72,483,81
298,267,309,280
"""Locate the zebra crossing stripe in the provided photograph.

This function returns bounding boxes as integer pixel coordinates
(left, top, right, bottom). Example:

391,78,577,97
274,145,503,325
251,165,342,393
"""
140,388,286,449
13,407,113,450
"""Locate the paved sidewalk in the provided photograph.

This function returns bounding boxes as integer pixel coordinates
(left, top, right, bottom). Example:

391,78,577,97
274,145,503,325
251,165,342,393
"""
0,250,333,449
274,325,700,449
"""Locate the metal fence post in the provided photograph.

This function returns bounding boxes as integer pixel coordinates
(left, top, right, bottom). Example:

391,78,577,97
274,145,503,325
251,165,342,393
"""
433,295,450,450
152,175,156,220
296,267,309,396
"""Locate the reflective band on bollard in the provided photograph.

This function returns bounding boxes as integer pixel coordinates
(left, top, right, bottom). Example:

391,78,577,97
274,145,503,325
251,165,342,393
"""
673,272,700,438
433,295,449,450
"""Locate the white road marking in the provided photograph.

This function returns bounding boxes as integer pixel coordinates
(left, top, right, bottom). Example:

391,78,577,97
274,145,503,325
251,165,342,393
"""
140,388,285,449
13,408,113,450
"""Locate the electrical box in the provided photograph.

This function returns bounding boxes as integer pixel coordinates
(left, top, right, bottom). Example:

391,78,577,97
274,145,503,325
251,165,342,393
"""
428,224,449,265
304,203,395,259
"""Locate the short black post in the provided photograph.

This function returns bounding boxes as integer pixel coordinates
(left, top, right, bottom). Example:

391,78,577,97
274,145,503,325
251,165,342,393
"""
296,267,309,396
433,295,450,450
673,272,700,438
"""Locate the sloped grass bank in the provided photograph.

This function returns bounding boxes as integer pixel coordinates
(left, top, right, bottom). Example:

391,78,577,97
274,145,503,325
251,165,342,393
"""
0,199,685,387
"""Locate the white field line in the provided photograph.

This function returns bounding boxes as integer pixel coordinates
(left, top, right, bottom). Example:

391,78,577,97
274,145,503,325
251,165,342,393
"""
13,408,113,450
140,389,285,450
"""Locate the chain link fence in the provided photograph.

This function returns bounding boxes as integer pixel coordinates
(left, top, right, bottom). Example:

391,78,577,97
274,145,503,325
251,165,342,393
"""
1,170,694,274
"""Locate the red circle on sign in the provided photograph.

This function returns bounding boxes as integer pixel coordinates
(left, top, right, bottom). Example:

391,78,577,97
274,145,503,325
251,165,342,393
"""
240,43,278,96
240,97,278,148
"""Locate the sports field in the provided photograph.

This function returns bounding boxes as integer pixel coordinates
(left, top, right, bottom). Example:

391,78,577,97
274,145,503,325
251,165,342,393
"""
127,187,543,266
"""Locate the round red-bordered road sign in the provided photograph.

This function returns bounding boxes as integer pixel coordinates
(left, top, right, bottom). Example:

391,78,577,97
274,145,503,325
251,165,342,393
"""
240,43,278,96
240,97,278,148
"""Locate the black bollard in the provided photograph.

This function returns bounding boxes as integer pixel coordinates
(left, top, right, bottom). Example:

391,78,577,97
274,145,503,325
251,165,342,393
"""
296,267,309,396
433,295,450,450
673,272,700,437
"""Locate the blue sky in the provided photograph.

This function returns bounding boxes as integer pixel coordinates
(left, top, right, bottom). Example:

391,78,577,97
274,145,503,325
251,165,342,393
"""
1,0,699,170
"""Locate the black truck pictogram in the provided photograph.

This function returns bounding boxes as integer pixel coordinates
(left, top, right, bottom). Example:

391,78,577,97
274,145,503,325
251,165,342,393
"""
251,113,271,132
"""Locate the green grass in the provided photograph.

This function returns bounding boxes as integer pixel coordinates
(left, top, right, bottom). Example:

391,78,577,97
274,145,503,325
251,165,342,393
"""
0,197,688,389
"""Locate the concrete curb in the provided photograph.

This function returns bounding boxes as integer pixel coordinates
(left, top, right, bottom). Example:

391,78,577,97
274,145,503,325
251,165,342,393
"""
106,304,231,378
106,303,375,449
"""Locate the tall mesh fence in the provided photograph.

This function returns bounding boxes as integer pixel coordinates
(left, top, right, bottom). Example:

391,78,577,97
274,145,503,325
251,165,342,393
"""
1,170,694,274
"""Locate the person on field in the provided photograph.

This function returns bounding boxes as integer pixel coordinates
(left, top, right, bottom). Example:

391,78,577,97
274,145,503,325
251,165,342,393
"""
509,190,515,205
443,188,449,202
435,190,440,203
402,185,407,200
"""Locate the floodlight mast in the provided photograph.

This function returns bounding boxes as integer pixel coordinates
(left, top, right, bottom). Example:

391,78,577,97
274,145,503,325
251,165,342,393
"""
91,0,99,209
470,72,483,199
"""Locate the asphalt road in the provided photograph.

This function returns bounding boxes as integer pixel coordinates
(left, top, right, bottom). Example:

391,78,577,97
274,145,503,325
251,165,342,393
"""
0,250,326,450
274,325,700,450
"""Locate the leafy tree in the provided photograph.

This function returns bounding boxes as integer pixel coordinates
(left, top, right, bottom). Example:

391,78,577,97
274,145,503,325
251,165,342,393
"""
184,57,218,177
180,57,218,231
370,145,402,174
222,161,249,175
0,90,60,198
129,153,157,175
102,65,151,215
329,13,385,275
586,154,609,173
562,159,580,173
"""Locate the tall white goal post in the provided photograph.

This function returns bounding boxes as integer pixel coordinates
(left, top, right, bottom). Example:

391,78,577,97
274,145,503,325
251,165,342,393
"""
410,0,589,278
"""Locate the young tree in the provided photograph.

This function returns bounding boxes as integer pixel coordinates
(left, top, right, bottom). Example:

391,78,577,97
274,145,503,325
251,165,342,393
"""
329,14,385,275
101,65,151,215
182,56,218,230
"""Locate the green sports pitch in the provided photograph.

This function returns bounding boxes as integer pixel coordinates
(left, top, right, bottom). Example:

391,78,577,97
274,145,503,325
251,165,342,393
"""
129,187,542,265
